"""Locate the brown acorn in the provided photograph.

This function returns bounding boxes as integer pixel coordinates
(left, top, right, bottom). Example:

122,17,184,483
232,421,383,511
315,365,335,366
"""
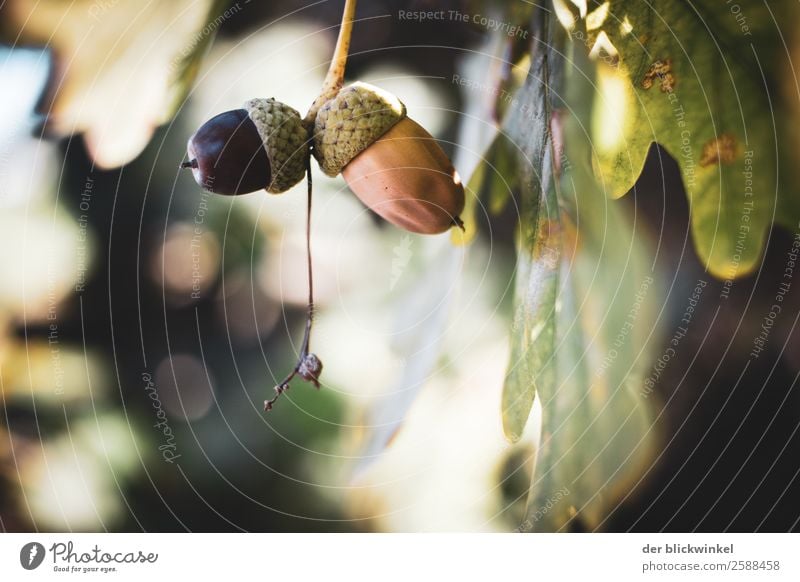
313,82,465,234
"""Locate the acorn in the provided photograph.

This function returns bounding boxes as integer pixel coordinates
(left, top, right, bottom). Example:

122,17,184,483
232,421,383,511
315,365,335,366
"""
313,82,465,234
183,98,308,195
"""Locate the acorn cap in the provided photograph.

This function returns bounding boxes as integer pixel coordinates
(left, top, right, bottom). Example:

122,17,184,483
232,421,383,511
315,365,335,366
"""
313,82,407,177
244,98,309,193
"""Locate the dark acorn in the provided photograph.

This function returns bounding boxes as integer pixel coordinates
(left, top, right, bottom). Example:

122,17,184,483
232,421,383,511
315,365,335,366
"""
183,98,309,196
183,109,270,195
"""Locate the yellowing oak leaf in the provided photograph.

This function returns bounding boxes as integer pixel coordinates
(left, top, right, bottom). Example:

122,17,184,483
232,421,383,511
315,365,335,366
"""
4,0,230,168
560,0,795,278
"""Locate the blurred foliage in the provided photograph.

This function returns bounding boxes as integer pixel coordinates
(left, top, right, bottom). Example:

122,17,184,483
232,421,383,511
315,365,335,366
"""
466,2,661,530
528,38,660,532
2,0,230,168
457,132,519,245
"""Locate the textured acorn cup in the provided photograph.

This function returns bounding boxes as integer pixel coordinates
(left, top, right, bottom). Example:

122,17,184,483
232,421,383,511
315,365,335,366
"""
184,99,308,195
313,82,465,234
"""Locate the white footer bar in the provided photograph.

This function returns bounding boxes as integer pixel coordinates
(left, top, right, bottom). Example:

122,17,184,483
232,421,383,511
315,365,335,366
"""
1,533,797,580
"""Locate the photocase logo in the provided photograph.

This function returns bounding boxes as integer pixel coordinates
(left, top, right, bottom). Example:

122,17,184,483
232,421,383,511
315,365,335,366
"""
19,542,46,570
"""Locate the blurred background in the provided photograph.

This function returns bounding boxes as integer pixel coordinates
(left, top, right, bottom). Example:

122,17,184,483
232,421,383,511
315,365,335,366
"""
1,0,799,532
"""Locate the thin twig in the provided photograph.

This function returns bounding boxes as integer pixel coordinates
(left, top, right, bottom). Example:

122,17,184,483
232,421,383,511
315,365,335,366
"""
304,0,358,125
264,152,317,412
301,151,315,357
266,0,355,411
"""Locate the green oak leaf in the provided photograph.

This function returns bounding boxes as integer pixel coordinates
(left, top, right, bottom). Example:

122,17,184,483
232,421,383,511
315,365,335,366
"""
524,40,661,530
500,13,561,442
498,6,661,529
557,0,795,278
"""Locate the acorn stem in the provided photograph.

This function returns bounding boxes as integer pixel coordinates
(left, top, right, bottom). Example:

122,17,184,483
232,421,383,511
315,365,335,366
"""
304,0,357,125
265,152,318,412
